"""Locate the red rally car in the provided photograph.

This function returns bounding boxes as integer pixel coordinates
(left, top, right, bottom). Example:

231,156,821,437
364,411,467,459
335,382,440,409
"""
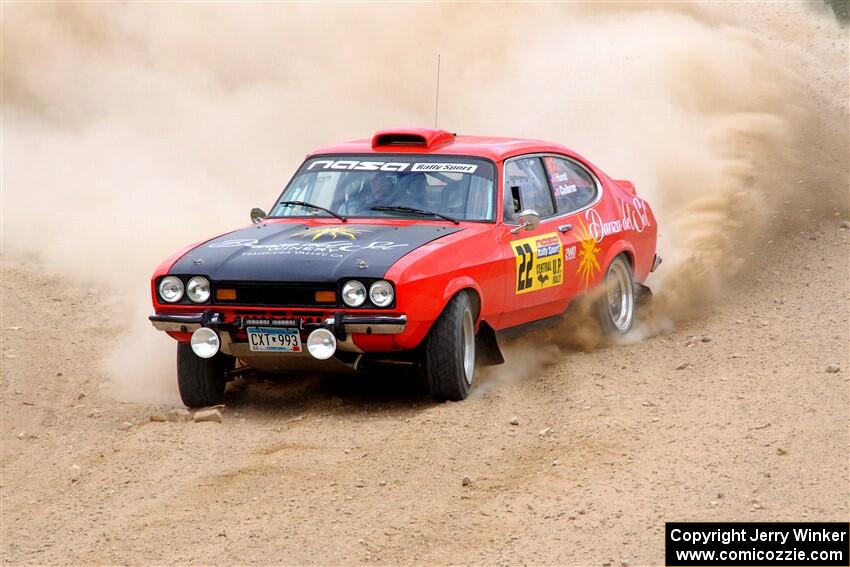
150,128,660,407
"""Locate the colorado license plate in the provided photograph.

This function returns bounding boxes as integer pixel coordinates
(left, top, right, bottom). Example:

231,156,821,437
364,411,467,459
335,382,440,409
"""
246,327,302,353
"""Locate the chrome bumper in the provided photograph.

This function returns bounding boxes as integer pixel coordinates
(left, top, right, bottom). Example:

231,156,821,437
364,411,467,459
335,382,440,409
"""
322,315,407,335
149,313,206,333
149,312,406,335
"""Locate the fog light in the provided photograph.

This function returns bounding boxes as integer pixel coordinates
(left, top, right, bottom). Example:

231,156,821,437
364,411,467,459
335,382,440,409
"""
190,327,220,359
306,328,336,360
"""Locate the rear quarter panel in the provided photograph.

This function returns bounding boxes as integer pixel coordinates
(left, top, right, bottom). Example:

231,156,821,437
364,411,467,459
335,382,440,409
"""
588,170,658,284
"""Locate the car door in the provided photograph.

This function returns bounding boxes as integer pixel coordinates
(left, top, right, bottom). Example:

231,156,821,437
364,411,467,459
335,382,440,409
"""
540,155,605,300
498,155,567,329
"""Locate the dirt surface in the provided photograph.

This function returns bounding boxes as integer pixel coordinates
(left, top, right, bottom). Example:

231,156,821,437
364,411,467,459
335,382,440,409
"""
2,222,849,566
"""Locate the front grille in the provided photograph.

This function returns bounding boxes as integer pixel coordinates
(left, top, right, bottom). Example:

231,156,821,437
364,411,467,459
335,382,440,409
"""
213,282,337,307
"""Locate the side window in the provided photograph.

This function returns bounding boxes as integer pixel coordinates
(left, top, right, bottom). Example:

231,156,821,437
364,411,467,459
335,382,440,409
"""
503,157,555,222
542,156,598,214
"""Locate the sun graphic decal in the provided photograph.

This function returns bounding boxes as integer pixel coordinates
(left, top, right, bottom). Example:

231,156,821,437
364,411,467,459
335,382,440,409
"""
575,220,602,289
294,226,371,241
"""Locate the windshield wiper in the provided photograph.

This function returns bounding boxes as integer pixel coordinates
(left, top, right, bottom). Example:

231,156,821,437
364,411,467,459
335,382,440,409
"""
371,206,460,225
278,200,347,222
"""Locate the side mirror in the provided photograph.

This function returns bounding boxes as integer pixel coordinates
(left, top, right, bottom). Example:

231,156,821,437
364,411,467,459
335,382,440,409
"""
510,209,540,234
250,207,267,224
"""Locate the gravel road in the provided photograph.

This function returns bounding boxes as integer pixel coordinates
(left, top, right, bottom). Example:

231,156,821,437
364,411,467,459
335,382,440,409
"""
1,222,848,565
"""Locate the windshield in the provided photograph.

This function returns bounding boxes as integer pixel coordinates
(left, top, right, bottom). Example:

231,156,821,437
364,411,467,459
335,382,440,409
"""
270,155,496,221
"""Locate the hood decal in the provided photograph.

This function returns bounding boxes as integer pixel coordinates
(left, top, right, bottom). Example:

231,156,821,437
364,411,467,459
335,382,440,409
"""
170,223,462,282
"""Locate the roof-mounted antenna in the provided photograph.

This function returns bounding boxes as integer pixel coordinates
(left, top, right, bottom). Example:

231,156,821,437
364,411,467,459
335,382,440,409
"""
434,54,441,128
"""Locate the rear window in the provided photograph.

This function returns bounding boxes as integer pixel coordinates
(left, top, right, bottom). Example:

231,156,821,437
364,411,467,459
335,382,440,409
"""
542,156,598,213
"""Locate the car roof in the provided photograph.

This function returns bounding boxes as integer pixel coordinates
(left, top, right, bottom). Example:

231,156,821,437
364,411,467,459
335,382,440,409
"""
307,127,584,163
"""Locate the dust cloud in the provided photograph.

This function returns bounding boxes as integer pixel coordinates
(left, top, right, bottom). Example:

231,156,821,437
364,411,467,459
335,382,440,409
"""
2,3,847,400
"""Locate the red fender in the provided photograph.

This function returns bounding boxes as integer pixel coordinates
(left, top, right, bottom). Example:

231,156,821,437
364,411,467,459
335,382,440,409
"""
380,276,485,352
442,276,484,326
600,240,636,276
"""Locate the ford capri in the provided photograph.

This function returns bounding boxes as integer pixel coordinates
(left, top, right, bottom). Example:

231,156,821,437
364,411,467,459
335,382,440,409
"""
149,128,660,406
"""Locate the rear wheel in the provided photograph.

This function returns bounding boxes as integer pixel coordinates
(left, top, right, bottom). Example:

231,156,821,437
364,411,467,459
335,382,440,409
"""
176,342,235,407
598,255,635,335
425,292,476,401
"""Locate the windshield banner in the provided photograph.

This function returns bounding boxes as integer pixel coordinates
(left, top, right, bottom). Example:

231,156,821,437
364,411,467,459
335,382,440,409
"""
307,159,478,174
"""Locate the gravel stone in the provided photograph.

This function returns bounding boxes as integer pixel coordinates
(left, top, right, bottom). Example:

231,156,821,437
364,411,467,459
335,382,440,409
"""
167,409,192,422
193,408,222,423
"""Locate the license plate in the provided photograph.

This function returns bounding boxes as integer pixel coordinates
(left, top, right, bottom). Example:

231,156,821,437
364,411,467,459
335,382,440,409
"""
246,327,302,353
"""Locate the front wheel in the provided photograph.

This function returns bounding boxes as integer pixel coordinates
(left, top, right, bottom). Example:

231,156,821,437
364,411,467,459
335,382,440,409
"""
425,292,477,401
176,342,235,408
598,255,635,335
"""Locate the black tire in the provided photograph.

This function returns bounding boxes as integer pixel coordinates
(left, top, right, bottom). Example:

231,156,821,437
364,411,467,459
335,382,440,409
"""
176,342,235,407
425,292,476,401
597,255,635,335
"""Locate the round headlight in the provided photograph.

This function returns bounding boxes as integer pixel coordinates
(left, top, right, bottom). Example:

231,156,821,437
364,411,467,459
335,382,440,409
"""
341,280,367,307
190,327,220,359
159,276,184,303
186,276,211,303
306,328,337,360
369,280,394,307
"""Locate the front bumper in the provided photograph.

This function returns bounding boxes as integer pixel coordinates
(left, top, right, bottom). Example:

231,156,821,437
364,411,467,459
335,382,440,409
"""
149,313,219,333
149,311,407,348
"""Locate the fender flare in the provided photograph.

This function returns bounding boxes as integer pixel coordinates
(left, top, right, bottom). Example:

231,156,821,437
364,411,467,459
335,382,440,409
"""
439,277,503,367
441,276,484,322
600,240,636,274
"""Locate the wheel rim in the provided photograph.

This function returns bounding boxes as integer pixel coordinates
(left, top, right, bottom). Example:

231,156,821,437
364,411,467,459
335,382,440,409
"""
462,308,475,385
607,260,634,332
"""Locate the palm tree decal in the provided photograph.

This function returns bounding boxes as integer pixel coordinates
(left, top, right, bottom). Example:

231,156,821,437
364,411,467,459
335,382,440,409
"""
575,220,601,289
295,226,370,241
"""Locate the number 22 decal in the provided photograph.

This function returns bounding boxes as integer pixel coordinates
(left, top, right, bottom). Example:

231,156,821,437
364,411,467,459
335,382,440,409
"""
512,232,564,295
515,243,534,291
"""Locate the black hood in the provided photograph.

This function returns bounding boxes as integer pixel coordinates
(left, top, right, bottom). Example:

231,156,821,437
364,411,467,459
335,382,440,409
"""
169,222,462,282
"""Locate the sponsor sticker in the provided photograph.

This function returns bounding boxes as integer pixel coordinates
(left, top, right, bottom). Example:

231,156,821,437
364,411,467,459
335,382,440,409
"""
584,197,652,244
411,163,478,173
209,238,408,258
293,226,369,241
512,232,564,294
554,184,577,196
575,221,602,289
307,160,478,174
572,198,652,288
240,317,301,328
564,245,577,261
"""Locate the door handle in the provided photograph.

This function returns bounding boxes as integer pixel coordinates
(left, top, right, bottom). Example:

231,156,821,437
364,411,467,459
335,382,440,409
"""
558,224,573,233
